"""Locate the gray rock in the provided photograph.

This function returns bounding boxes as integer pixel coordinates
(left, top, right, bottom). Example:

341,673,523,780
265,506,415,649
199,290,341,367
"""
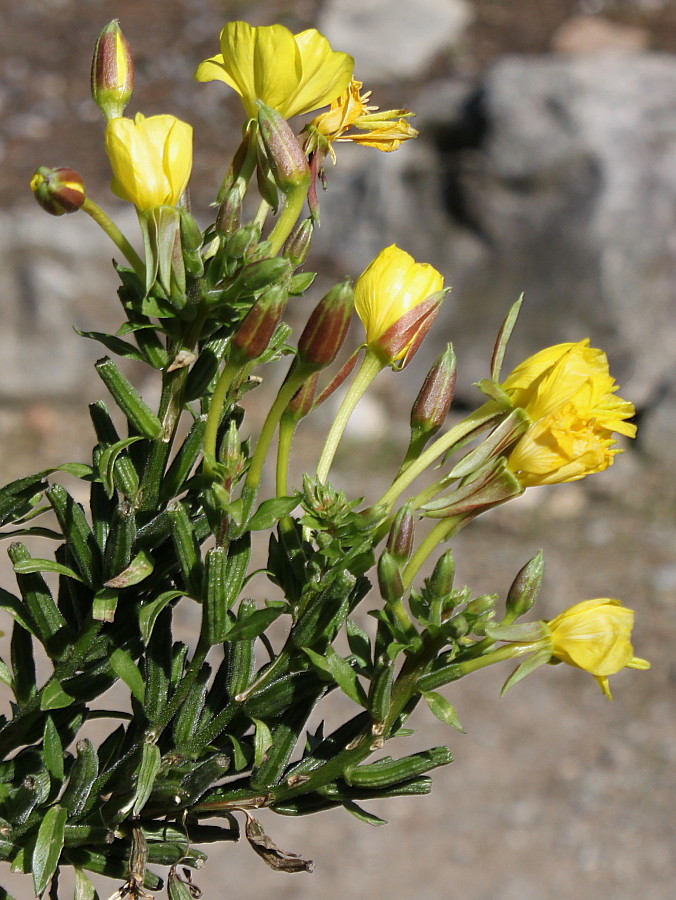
313,54,676,459
318,0,473,82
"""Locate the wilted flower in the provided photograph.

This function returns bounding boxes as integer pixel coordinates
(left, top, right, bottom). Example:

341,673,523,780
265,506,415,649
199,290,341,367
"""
547,598,650,700
105,113,193,211
502,340,636,486
354,245,445,366
306,79,418,161
195,21,353,120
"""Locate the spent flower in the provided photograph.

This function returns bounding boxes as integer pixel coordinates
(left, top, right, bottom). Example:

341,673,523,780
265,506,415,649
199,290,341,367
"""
502,340,636,486
305,79,418,162
195,21,353,120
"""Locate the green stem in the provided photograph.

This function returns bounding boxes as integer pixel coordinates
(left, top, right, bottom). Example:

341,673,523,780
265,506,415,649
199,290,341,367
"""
239,367,310,525
139,364,189,511
402,517,462,589
276,414,296,499
267,183,308,256
377,400,500,512
82,198,145,279
202,361,239,477
417,642,539,693
316,348,384,483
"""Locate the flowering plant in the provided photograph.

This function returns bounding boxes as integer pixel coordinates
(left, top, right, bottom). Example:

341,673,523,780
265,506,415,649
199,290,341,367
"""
1,18,648,899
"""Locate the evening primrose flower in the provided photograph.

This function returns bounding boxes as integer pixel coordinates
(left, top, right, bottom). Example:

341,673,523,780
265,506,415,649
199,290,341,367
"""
305,79,418,161
502,340,636,486
105,113,193,211
194,21,353,121
354,245,445,366
548,599,650,700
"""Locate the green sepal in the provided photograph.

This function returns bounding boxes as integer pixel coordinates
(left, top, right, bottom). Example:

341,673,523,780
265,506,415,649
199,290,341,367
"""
500,647,551,695
288,271,316,295
491,293,523,382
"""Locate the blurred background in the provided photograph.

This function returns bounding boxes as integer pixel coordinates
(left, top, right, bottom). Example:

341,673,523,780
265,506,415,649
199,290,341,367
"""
1,1,675,898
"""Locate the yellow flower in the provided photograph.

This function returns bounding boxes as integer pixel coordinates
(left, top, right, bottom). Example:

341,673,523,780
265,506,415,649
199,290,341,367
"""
194,21,354,120
105,113,193,211
354,245,445,364
502,340,636,486
307,79,418,160
547,598,650,700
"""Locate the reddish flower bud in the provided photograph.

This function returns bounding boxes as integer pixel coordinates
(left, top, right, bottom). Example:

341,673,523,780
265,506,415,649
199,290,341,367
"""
285,374,319,424
231,283,288,362
91,20,134,120
257,102,310,193
377,549,405,604
386,504,415,565
30,166,86,216
297,280,354,370
283,218,314,267
411,344,456,439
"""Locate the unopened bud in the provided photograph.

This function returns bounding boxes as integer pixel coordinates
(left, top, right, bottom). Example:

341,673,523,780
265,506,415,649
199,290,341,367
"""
505,551,544,621
411,344,456,439
224,223,261,260
217,186,243,235
219,420,246,484
91,20,134,120
30,166,86,216
285,374,319,424
257,102,310,193
297,280,354,370
230,257,291,298
377,550,405,604
283,218,314,267
231,283,288,362
386,504,415,565
428,550,455,599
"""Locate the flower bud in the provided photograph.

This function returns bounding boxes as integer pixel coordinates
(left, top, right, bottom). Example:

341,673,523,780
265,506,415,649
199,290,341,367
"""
427,550,455,599
217,186,243,235
229,257,291,298
377,550,405,604
30,166,86,216
386,504,415,565
231,283,288,362
91,20,134,120
257,102,311,193
297,280,354,370
284,374,319,424
283,218,314,267
411,344,456,439
220,420,246,486
505,551,544,621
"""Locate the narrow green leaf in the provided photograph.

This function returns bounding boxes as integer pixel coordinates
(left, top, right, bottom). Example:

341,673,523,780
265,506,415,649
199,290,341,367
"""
342,799,387,827
98,437,143,499
139,591,183,644
304,647,367,707
224,606,283,642
40,678,75,711
45,485,101,586
422,691,465,731
43,717,65,783
104,549,153,589
12,559,82,582
32,804,66,896
74,867,99,900
109,648,145,703
252,718,273,770
0,586,35,634
132,743,162,816
76,330,145,362
0,659,12,688
60,740,99,817
248,496,299,531
92,589,119,623
95,357,162,439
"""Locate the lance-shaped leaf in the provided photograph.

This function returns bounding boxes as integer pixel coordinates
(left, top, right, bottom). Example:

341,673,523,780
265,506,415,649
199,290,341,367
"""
32,804,66,896
95,357,162,439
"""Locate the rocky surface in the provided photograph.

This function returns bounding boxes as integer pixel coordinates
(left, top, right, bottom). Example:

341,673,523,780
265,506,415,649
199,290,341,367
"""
1,1,675,899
